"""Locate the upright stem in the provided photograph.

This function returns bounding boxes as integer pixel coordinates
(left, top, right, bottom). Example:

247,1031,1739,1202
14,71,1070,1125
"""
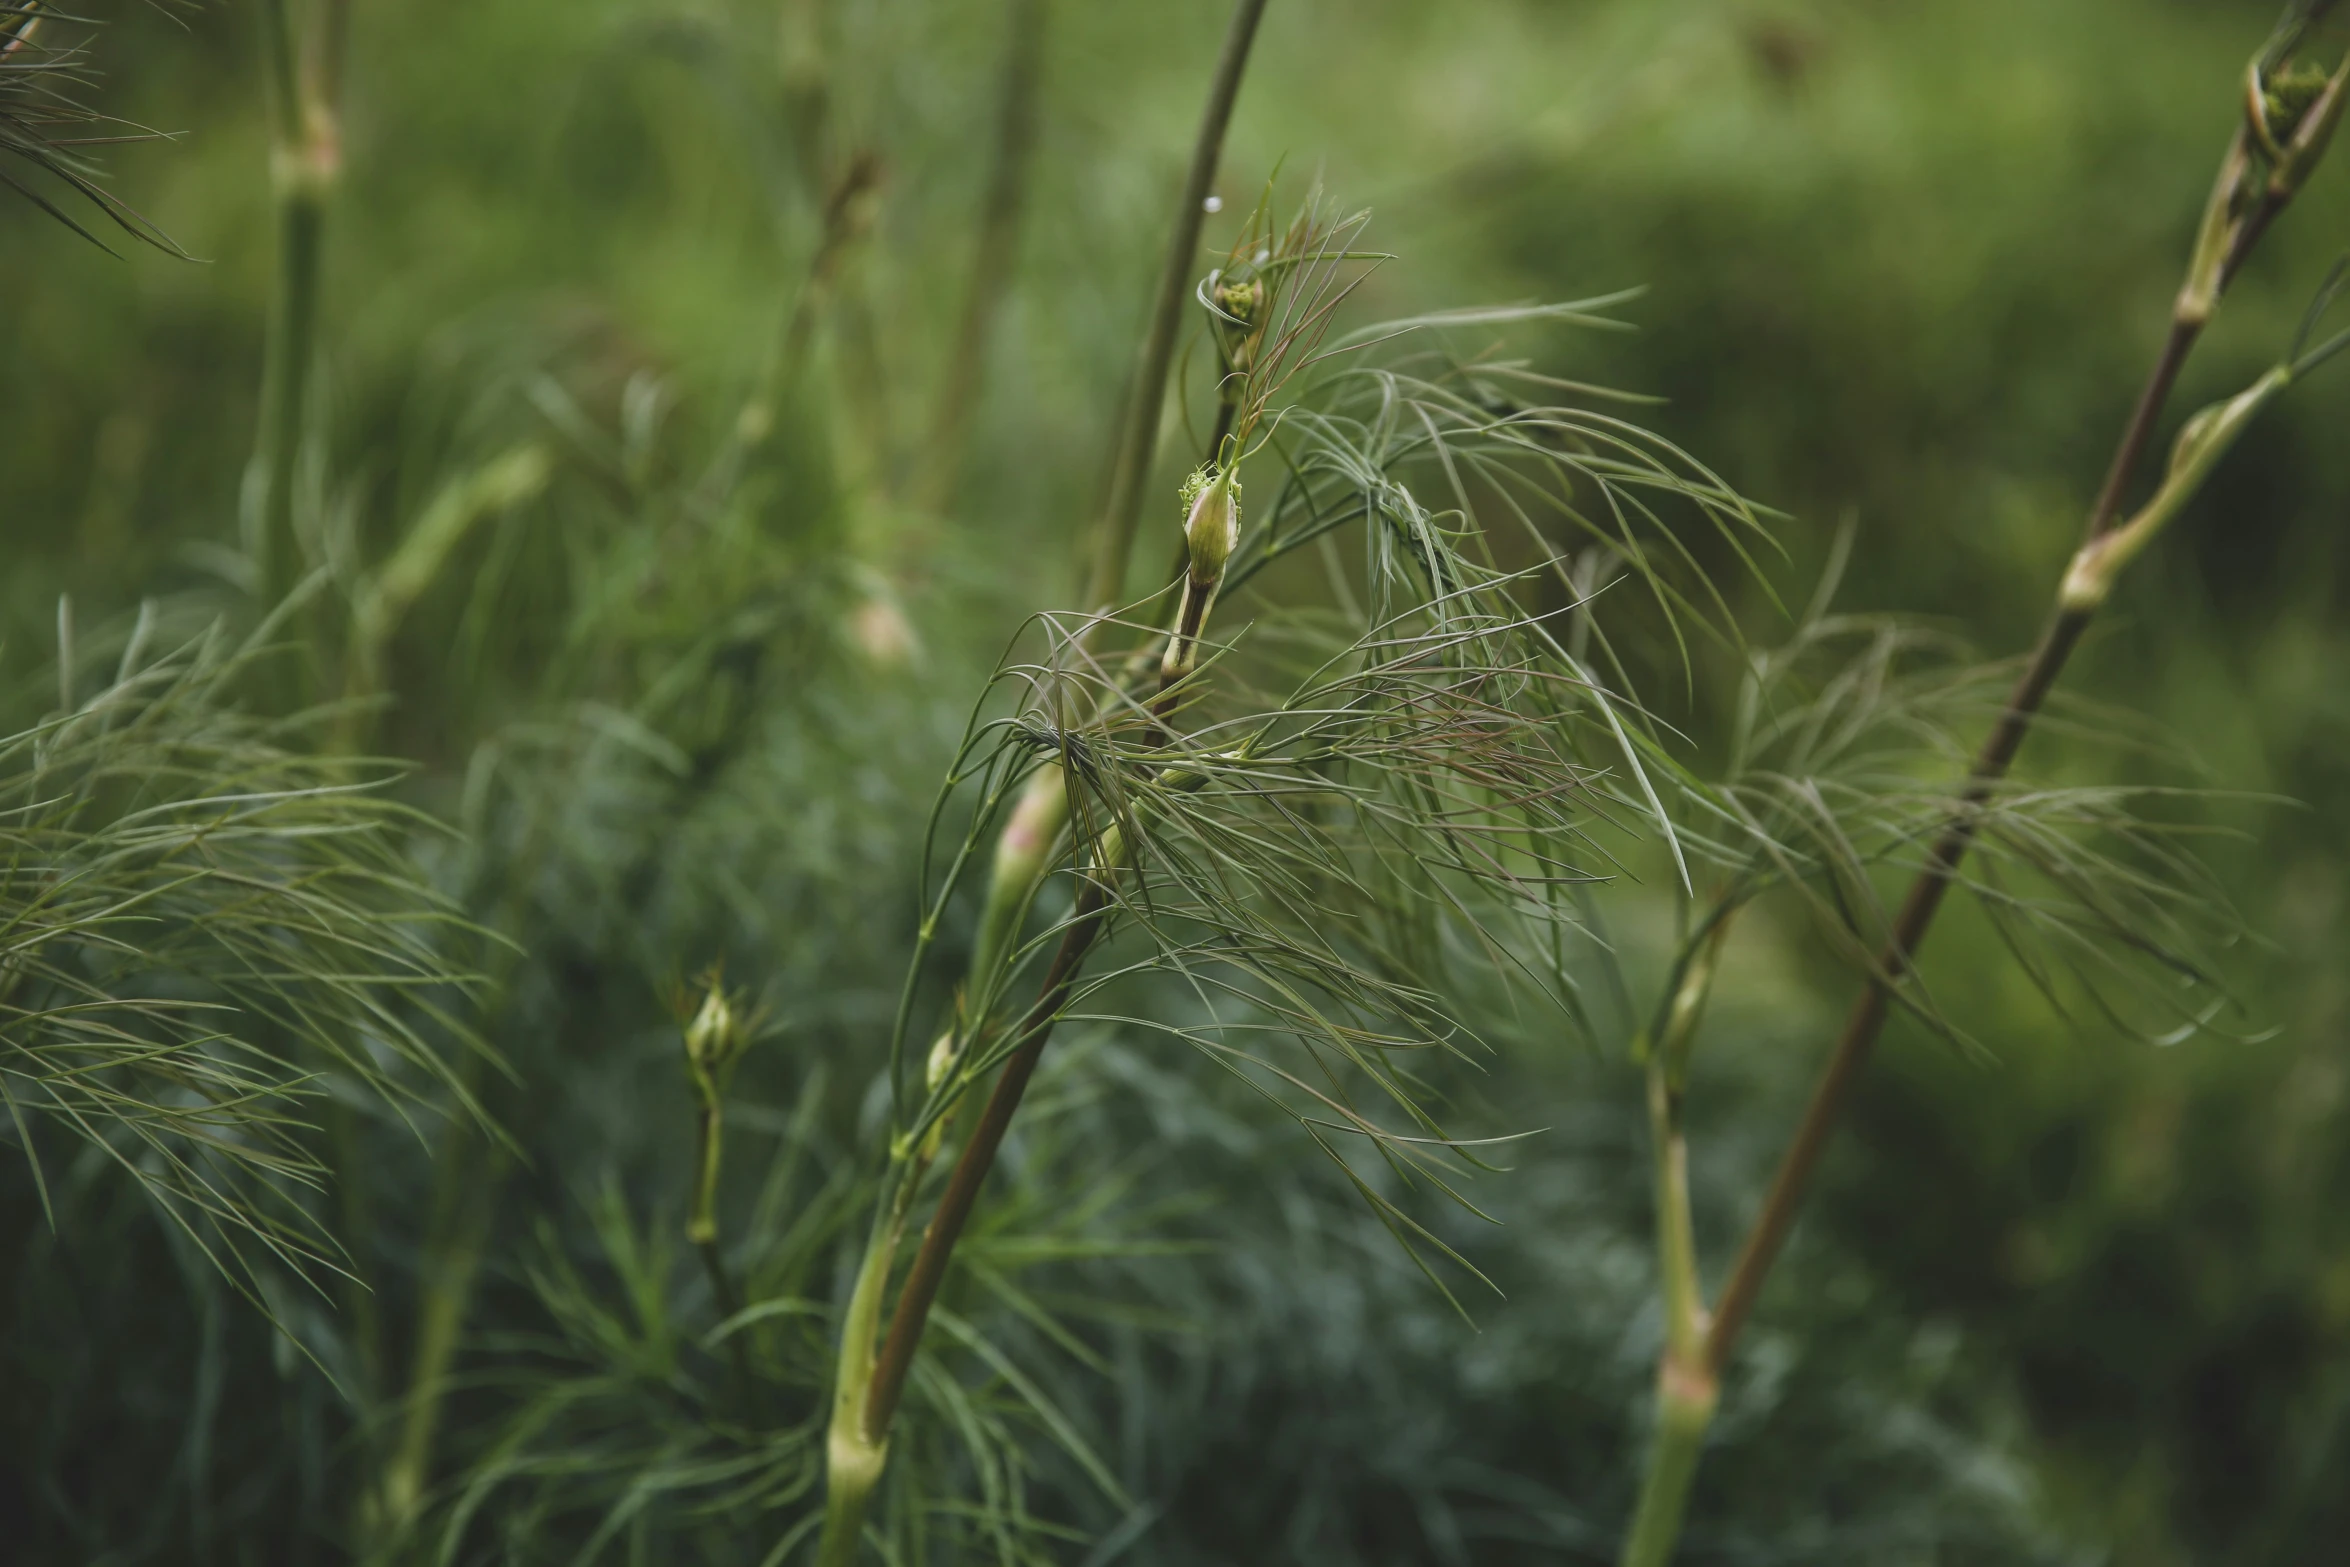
1702,607,2090,1373
248,0,339,623
2079,151,2294,544
1618,923,1726,1567
690,1098,756,1404
913,0,1048,516
378,1129,505,1533
2082,318,2200,542
1618,1361,1717,1567
864,883,1108,1441
1081,0,1269,611
1696,153,2316,1380
1617,27,2347,1556
330,1096,384,1472
368,995,512,1546
817,1167,921,1567
815,883,1108,1564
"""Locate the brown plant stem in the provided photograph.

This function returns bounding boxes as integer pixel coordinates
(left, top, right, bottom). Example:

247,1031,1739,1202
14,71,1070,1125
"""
1621,30,2350,1561
814,878,1111,1567
1701,607,2089,1375
860,879,1110,1444
1081,0,1269,611
1698,59,2336,1384
2082,317,2200,543
2081,158,2293,542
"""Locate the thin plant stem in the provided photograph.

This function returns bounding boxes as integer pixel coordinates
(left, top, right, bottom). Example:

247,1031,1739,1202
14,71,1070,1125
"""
1700,611,2091,1374
813,880,1111,1564
2081,144,2302,541
330,1096,384,1467
813,15,1271,1550
1081,0,1269,611
2083,316,2201,542
247,0,339,624
378,1125,506,1533
1616,19,2348,1559
367,956,523,1546
1698,179,2316,1385
1618,1366,1716,1567
772,152,885,419
863,879,1109,1443
1617,919,1726,1567
690,1099,757,1406
817,1181,919,1567
913,0,1048,516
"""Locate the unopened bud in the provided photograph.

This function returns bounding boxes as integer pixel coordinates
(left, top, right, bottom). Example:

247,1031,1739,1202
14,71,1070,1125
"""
967,764,1069,996
682,975,751,1087
1218,277,1263,324
1182,467,1240,589
917,1029,963,1163
2262,61,2334,148
924,1029,958,1092
1161,468,1242,697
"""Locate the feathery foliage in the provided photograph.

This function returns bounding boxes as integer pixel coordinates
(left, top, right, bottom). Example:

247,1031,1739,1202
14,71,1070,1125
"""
0,612,476,1301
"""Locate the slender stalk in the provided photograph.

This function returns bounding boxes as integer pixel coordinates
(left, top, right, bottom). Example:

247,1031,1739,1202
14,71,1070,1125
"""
1618,1360,1717,1567
247,0,340,623
1081,0,1269,611
771,152,886,418
2082,317,2200,542
367,965,518,1545
913,0,1048,516
814,16,1270,1551
2081,125,2314,542
1617,921,1726,1567
378,1130,504,1532
817,1165,923,1567
1702,607,2088,1374
1698,104,2345,1387
812,876,1110,1564
690,1098,757,1403
866,881,1108,1441
1614,21,2349,1559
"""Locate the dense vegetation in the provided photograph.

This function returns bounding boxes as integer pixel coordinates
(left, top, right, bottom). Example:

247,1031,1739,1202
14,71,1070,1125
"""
6,2,2350,1564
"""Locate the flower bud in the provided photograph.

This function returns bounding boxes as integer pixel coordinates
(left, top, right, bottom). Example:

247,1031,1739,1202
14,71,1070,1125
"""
682,973,751,1091
2261,61,2334,149
918,1029,962,1163
1182,466,1240,589
1214,277,1265,375
1160,468,1242,699
967,764,1069,996
924,1029,959,1093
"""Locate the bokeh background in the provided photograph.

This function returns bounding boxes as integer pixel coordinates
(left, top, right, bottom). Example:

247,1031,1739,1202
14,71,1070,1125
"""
5,0,2349,1562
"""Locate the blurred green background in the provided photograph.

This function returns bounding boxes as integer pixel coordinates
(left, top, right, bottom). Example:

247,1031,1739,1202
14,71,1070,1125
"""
5,0,2350,1562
